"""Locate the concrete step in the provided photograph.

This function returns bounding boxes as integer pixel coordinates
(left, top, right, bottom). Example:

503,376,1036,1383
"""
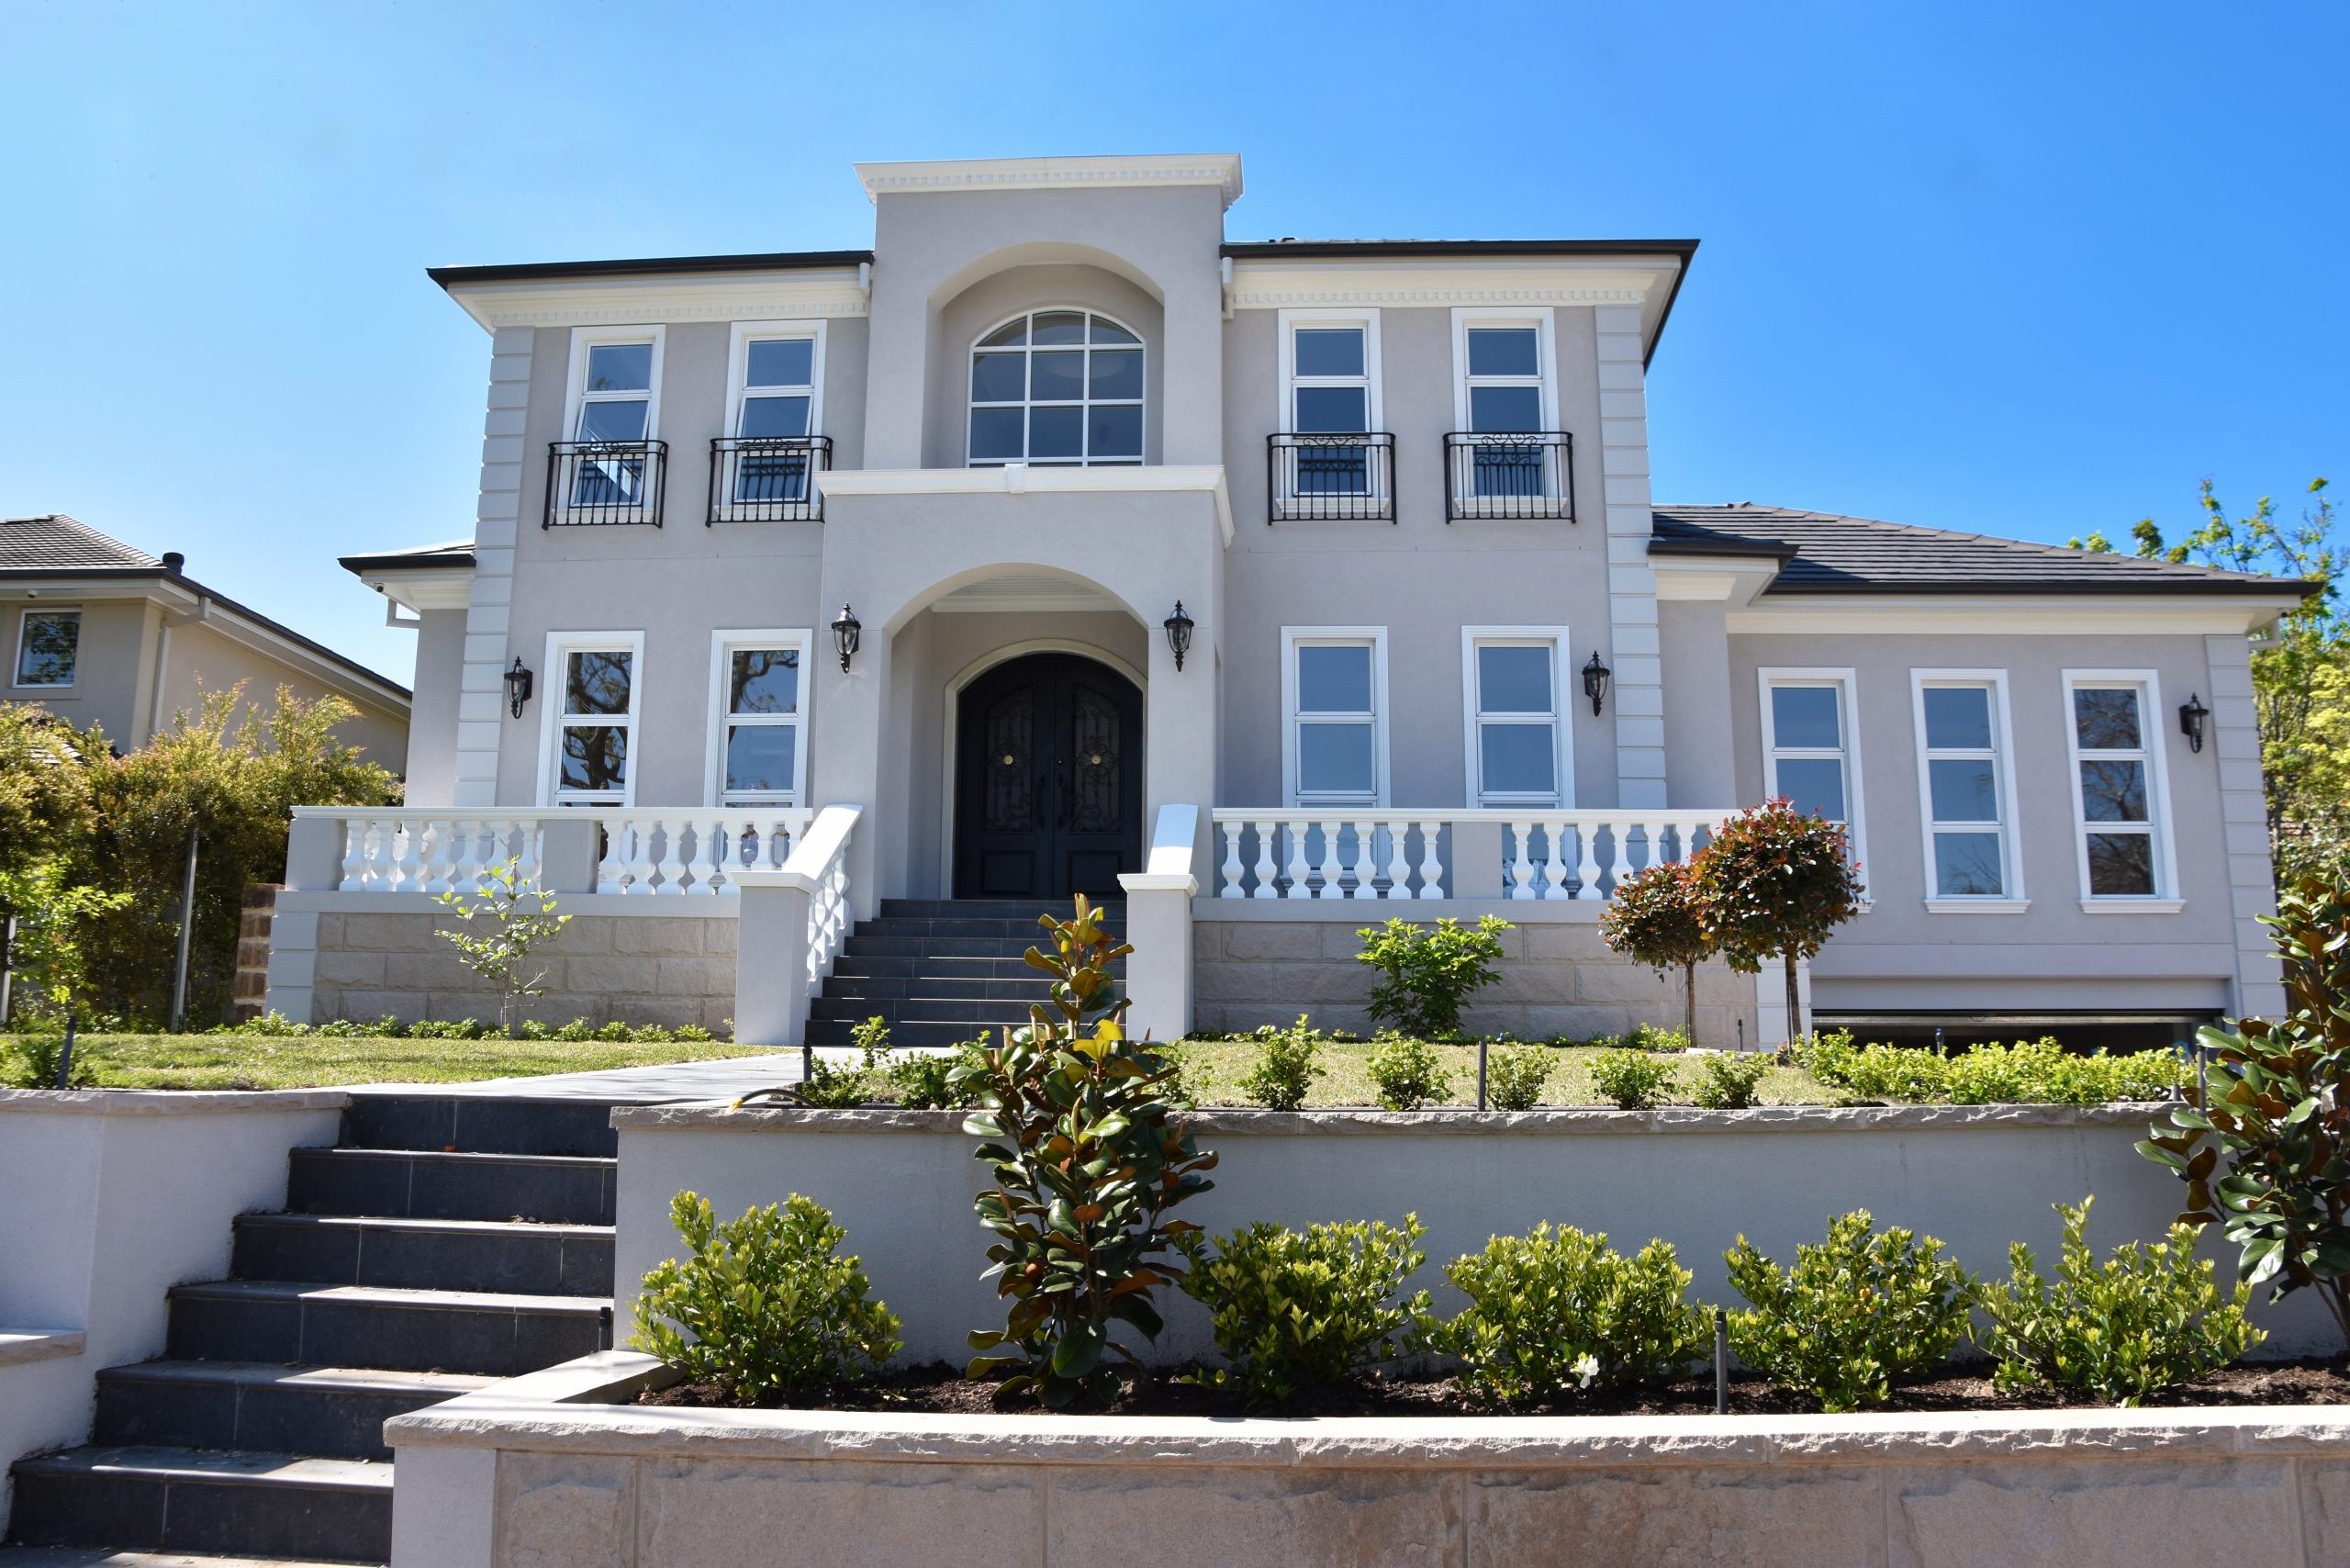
335,1095,619,1159
809,996,1048,1025
5,1447,390,1563
806,1017,1016,1047
92,1362,487,1463
828,955,1060,982
841,935,1125,960
850,916,1115,940
878,898,1123,920
0,1549,376,1566
230,1214,612,1298
163,1281,608,1378
285,1148,615,1226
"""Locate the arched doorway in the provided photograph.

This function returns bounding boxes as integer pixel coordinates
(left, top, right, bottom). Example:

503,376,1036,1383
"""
954,653,1143,900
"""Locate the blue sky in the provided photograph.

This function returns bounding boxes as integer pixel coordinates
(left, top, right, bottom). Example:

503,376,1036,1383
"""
4,0,2343,686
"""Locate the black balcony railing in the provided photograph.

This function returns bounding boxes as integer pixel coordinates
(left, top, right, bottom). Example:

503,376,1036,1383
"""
1267,431,1396,522
707,436,832,523
1443,431,1574,521
545,441,667,528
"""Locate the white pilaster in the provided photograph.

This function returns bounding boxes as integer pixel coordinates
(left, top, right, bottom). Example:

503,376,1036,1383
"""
2206,633,2285,1019
450,328,532,806
1595,306,1667,808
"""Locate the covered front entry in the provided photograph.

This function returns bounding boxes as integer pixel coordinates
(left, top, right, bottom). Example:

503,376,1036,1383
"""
954,652,1143,900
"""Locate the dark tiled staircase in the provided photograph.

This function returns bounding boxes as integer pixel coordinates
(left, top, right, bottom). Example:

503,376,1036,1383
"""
3,1095,621,1567
806,898,1124,1047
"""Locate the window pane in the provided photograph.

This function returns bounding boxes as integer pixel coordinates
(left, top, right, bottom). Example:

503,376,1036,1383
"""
968,407,1024,461
1774,757,1846,823
1088,405,1142,459
565,650,632,716
1089,349,1143,400
1292,327,1364,378
1482,722,1557,797
576,399,648,442
1467,326,1539,377
1928,758,1998,823
979,318,1027,348
1296,644,1372,713
2087,832,2156,895
1031,310,1086,345
1478,644,1553,714
2079,759,2148,823
585,342,652,392
1028,351,1085,402
1770,685,1841,749
559,725,628,793
1933,833,2006,897
1469,385,1542,434
730,648,799,715
1298,722,1374,795
970,352,1026,403
2074,687,2143,750
737,395,810,439
1090,317,1138,345
1293,385,1368,434
1028,406,1082,459
1922,686,1992,749
16,611,78,685
745,338,812,388
724,725,797,796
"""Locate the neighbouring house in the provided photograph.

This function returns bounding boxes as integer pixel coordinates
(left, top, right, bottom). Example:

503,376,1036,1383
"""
270,152,2309,1049
0,513,411,764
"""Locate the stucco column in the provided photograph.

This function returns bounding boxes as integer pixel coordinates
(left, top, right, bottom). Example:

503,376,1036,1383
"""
731,874,813,1047
807,613,887,920
1143,608,1217,846
1595,305,1668,809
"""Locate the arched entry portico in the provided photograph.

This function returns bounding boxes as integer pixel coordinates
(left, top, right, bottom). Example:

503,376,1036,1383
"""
952,652,1143,900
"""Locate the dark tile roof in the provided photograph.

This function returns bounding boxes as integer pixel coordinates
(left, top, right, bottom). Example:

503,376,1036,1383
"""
0,514,161,571
1650,504,2316,598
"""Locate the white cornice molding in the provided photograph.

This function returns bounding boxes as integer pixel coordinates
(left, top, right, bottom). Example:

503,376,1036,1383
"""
819,464,1235,545
1225,259,1673,314
856,154,1244,209
441,271,869,332
1726,594,2302,637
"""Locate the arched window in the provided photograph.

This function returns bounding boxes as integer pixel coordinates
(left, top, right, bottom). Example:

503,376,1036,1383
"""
968,309,1144,467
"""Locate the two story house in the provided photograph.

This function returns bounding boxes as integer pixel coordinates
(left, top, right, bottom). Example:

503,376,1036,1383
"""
272,152,2306,1050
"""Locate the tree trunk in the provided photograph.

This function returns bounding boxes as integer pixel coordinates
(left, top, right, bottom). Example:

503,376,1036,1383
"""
1683,959,1698,1048
1783,949,1804,1049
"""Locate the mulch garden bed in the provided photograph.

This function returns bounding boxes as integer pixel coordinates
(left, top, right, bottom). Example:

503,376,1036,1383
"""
639,1359,2350,1417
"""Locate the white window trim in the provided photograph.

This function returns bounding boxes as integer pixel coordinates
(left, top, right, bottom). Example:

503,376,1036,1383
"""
1449,307,1560,431
1274,308,1385,518
2062,667,2183,912
538,631,645,808
705,629,811,807
555,327,666,526
11,607,80,689
963,308,1147,468
1281,626,1390,809
1460,626,1572,809
711,321,826,523
1908,669,2027,912
1757,666,1870,888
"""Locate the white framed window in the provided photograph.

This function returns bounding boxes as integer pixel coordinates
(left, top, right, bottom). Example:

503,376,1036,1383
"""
1449,308,1563,515
12,609,80,688
715,321,825,517
539,632,644,807
1275,308,1386,514
1909,671,2024,909
1461,628,1571,807
2063,670,2180,909
1282,627,1388,807
1758,667,1868,879
558,327,665,517
966,308,1144,467
706,630,810,806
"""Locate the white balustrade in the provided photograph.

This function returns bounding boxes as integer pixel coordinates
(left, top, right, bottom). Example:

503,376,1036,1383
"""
1494,812,1718,901
789,806,857,998
594,809,814,895
1209,810,1722,901
300,810,546,894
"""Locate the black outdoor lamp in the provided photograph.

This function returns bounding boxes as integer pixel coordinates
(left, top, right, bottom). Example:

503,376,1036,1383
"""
1581,650,1612,717
831,604,862,672
2179,691,2210,753
502,657,533,719
1163,600,1195,671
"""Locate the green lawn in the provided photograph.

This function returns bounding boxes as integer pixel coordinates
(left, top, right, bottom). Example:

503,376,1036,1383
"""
12,1033,771,1091
1170,1039,1828,1109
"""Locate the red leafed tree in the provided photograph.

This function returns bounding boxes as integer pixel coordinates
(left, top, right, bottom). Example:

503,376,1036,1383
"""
1692,800,1864,1048
1599,857,1714,1046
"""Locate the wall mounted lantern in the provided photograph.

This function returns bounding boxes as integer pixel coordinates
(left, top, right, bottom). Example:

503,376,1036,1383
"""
2179,691,2210,753
831,604,862,672
1163,601,1195,671
1581,650,1612,717
503,657,534,719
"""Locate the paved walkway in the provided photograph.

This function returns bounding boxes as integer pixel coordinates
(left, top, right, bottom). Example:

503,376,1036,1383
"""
352,1050,834,1103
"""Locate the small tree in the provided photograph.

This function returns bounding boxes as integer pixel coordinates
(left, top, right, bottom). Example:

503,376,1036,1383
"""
1599,857,1714,1047
1354,914,1513,1039
0,858,131,1026
1693,800,1863,1047
434,858,571,1036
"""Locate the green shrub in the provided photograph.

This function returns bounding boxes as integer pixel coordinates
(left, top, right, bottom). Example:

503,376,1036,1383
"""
236,1010,313,1036
1803,1034,2185,1106
672,1023,717,1042
1590,1048,1676,1109
794,1028,875,1109
3,1033,95,1090
1438,1225,1707,1408
884,1036,989,1110
408,1018,489,1040
1240,1014,1327,1110
1725,1210,1973,1412
632,1024,675,1044
1175,1215,1433,1406
592,1020,633,1042
1629,1021,1691,1053
1691,1051,1769,1110
1972,1196,2262,1406
515,1018,551,1040
432,859,572,1036
1354,914,1513,1038
630,1190,901,1403
1484,1043,1554,1111
1366,1033,1453,1111
312,1018,367,1038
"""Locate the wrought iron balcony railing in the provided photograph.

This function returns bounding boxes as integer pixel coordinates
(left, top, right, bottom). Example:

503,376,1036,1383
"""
1266,431,1396,522
1443,431,1575,521
708,436,833,523
545,441,668,528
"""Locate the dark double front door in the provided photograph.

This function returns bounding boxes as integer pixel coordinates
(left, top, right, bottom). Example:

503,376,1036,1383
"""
955,654,1143,902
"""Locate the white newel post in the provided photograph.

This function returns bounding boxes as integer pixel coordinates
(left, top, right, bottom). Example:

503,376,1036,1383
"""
1120,804,1200,1043
1449,819,1507,901
536,817,602,896
731,873,814,1048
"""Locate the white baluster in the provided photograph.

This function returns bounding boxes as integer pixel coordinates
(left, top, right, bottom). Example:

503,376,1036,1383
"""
339,819,370,891
1350,818,1379,899
1509,820,1538,901
625,819,660,894
679,817,714,895
1289,820,1315,901
393,819,425,892
1575,820,1606,901
420,820,453,895
1251,819,1281,900
1220,819,1246,899
1416,820,1446,898
1382,820,1411,899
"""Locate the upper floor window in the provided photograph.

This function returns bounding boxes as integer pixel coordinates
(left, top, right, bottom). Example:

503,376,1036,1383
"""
1464,630,1569,807
557,329,665,521
13,609,79,688
718,323,825,515
1272,310,1390,518
2065,672,2177,905
1283,628,1387,807
1760,667,1867,878
1911,672,2019,904
707,631,808,807
1448,308,1566,517
968,310,1143,467
567,330,661,443
542,633,642,807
